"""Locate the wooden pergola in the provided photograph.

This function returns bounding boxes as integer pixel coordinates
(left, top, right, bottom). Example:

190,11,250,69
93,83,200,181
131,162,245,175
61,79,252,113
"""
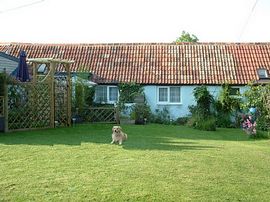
2,58,74,132
28,58,74,128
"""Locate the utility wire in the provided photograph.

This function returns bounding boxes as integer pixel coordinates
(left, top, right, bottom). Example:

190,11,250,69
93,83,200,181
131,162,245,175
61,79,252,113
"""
238,0,259,41
0,0,45,14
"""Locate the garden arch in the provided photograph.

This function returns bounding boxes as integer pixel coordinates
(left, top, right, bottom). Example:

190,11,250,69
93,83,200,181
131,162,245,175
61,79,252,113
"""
2,58,74,132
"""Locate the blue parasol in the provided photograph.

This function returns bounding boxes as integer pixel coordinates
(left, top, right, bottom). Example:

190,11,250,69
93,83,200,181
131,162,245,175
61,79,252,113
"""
16,50,30,82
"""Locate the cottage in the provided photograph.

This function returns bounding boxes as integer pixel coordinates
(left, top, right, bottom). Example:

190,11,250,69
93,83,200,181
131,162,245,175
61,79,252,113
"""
1,42,270,119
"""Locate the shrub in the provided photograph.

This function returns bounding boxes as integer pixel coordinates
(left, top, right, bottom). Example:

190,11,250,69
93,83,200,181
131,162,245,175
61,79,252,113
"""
175,117,189,125
249,130,270,139
215,84,241,128
131,102,151,125
151,107,171,124
195,116,216,131
117,82,143,112
188,86,216,131
242,83,270,132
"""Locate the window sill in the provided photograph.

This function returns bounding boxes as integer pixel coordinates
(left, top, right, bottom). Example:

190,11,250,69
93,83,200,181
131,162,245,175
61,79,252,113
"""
157,103,182,106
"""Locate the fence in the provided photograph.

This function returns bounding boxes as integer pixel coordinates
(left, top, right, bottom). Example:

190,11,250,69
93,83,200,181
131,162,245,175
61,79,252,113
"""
78,107,119,123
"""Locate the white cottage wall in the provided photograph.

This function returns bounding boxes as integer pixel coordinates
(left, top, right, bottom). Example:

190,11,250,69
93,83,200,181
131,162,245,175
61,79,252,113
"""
143,85,247,120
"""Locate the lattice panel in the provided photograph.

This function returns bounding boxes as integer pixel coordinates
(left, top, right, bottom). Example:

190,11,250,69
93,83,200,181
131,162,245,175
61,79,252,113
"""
0,96,4,117
8,82,51,130
83,107,116,123
54,75,69,127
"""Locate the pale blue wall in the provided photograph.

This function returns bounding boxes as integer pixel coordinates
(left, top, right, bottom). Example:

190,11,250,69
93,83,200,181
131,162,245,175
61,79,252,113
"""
143,85,247,120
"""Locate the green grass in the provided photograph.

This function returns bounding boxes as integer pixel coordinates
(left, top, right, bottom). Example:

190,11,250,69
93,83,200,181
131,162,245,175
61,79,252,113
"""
0,124,270,201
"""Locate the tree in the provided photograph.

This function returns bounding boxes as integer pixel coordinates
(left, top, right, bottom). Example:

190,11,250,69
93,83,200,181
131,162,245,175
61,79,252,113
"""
175,31,199,43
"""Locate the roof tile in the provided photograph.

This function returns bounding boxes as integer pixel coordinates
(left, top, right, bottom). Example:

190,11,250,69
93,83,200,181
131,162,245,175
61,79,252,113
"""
1,42,270,85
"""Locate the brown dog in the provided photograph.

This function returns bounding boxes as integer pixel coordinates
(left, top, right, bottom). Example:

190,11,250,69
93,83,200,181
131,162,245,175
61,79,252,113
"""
111,126,127,145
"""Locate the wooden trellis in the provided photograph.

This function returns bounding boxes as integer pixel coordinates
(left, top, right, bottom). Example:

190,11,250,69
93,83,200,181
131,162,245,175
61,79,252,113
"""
83,107,119,123
3,58,74,132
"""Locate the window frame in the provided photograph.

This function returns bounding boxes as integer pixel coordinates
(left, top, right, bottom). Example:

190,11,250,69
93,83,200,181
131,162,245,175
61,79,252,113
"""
95,85,119,104
108,86,119,103
157,86,181,105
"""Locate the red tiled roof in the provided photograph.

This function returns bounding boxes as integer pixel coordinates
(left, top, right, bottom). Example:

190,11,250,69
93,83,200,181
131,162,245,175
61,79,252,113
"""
1,42,270,85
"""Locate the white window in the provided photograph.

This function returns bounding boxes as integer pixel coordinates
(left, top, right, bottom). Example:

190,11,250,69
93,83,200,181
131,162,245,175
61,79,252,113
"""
95,86,119,103
157,86,181,104
95,86,107,103
108,86,118,102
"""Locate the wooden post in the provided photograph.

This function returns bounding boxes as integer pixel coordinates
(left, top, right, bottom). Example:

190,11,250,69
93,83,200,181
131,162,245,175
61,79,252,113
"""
115,106,120,124
50,62,56,128
66,63,72,127
32,62,38,83
3,70,8,132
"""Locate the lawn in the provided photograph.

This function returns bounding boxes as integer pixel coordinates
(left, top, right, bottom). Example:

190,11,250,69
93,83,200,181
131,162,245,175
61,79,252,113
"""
0,124,269,201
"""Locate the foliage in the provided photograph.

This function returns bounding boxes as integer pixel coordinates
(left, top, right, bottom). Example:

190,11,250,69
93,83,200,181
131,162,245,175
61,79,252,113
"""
131,101,152,125
193,86,214,117
84,86,95,106
73,78,95,116
151,107,171,124
215,84,241,128
175,117,189,125
117,82,143,111
74,81,85,114
189,86,216,131
242,83,270,131
0,73,5,96
175,30,199,43
195,116,216,131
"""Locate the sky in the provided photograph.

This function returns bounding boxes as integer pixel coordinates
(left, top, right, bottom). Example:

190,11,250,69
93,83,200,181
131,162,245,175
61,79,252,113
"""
0,0,270,44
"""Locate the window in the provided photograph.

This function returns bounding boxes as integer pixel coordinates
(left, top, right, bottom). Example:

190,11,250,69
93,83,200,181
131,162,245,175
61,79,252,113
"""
95,86,107,103
170,87,181,103
95,86,119,103
159,87,168,102
257,69,269,79
109,86,118,102
158,86,181,104
229,88,240,96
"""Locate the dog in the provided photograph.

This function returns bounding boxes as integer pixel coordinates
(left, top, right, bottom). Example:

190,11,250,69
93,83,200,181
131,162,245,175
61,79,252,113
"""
111,126,127,145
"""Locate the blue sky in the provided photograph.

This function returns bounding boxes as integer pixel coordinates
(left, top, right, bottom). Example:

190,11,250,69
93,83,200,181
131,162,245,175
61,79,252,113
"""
0,0,269,43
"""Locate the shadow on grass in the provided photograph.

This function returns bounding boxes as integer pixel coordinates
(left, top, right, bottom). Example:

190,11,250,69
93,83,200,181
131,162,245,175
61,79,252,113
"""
0,124,250,151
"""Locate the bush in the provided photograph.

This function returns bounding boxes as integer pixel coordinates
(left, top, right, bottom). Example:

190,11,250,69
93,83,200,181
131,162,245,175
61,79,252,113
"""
214,84,241,128
242,83,270,132
131,102,151,125
195,116,216,131
188,86,216,131
151,107,171,124
249,130,270,139
175,117,189,125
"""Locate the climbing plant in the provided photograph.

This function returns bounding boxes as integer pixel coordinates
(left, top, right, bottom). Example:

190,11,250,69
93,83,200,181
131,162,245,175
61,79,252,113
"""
189,86,216,131
117,82,143,111
215,84,241,127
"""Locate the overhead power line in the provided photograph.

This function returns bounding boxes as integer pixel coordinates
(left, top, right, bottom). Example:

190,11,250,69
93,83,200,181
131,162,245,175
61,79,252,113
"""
238,0,259,41
0,0,45,14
